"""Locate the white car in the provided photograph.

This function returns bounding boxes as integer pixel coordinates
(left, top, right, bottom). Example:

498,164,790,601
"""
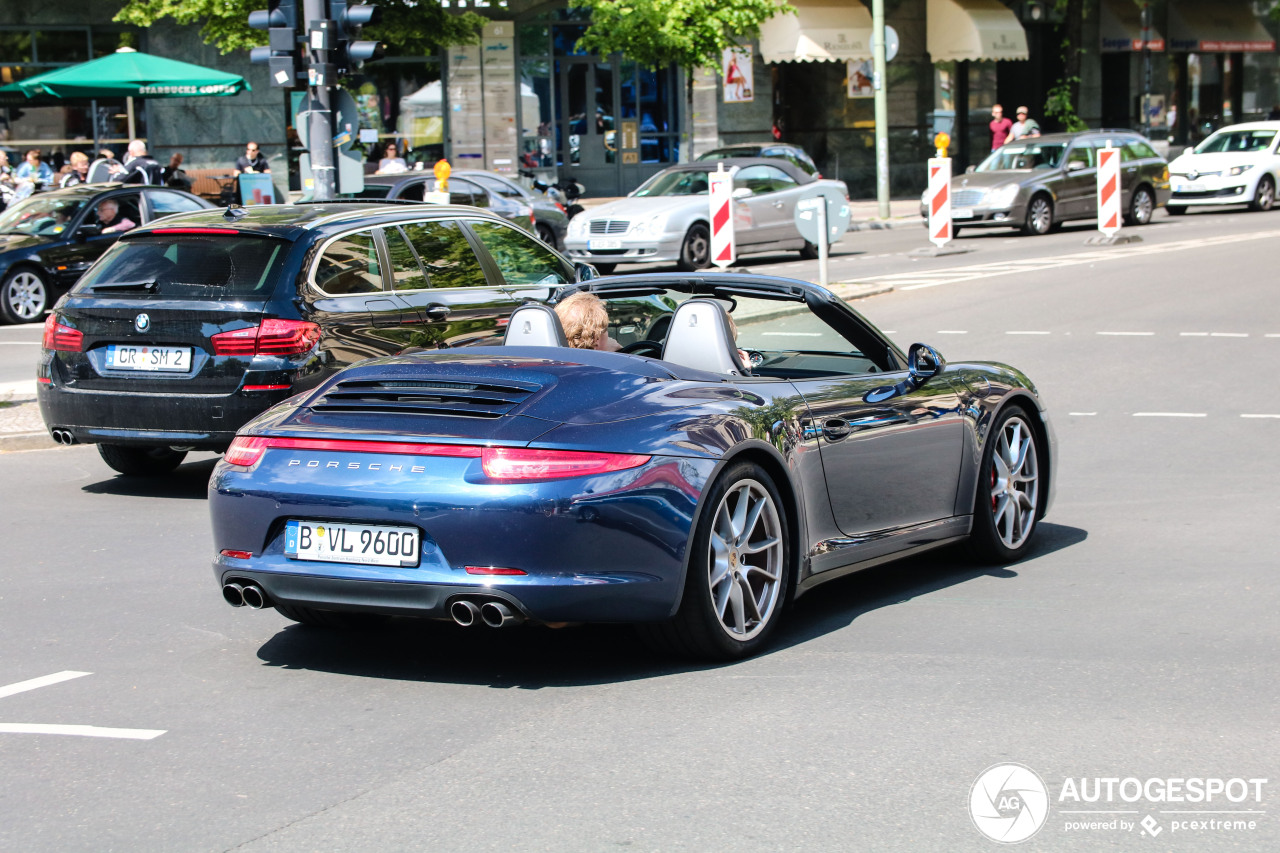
1167,121,1280,214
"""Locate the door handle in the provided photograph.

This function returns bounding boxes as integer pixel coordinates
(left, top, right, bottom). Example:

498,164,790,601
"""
425,304,451,321
773,201,785,208
821,418,851,440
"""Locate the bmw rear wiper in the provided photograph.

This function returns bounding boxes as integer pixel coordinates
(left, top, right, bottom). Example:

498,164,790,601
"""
89,279,158,292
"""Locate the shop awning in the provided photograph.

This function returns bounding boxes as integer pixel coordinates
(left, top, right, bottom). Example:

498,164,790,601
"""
758,0,874,63
1168,0,1275,53
1100,0,1164,52
927,0,1029,62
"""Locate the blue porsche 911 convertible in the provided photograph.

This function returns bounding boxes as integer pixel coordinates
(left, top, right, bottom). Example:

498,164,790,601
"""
209,273,1054,660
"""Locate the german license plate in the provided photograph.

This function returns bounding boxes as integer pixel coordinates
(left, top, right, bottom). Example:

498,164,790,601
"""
588,238,622,250
951,207,975,219
284,520,420,568
105,344,191,372
1177,181,1204,193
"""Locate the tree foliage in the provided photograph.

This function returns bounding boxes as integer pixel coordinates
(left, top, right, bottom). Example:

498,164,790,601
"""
114,0,485,57
573,0,789,72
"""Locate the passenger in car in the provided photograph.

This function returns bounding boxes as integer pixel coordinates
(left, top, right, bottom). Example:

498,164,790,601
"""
96,198,135,234
554,292,621,351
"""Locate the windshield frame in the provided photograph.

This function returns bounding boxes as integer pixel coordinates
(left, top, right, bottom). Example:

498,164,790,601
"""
632,169,713,198
1193,129,1278,155
975,142,1068,172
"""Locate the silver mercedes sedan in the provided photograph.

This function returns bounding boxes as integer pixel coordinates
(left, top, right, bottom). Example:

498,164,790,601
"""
564,158,850,272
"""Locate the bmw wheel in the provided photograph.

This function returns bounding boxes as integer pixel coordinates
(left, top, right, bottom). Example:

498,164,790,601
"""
677,223,712,271
1249,176,1275,212
641,461,790,660
98,444,188,476
1124,186,1155,225
968,406,1043,563
1020,195,1053,236
1,267,49,325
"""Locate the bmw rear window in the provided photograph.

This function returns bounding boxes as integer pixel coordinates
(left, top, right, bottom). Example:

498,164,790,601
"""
73,235,291,298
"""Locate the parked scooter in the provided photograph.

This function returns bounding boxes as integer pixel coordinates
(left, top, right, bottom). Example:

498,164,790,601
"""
520,171,586,220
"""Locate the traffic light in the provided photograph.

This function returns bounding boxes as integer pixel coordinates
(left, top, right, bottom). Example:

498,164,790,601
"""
249,0,300,88
329,0,385,73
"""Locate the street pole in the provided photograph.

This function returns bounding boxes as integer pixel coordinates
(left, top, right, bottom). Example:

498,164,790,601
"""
303,0,336,200
1141,1,1152,139
872,0,889,218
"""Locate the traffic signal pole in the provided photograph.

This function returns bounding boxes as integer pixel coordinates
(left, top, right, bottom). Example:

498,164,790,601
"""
303,0,336,200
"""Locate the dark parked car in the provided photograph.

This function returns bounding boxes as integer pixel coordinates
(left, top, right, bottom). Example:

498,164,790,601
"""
455,169,570,250
922,130,1171,235
347,173,537,234
696,142,820,177
38,202,592,475
208,273,1054,660
0,183,213,324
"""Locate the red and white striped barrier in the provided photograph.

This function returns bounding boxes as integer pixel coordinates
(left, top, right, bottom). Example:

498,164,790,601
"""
927,157,952,247
1097,144,1121,237
709,164,735,268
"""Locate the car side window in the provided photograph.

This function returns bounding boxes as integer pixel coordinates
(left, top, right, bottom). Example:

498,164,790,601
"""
400,219,489,289
449,178,490,208
467,220,574,287
314,230,384,294
733,165,797,195
88,194,142,230
146,190,205,219
474,176,523,199
397,181,426,202
1065,144,1094,169
1122,139,1157,161
383,226,428,292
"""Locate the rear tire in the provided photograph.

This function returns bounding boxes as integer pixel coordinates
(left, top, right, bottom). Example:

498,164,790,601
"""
1249,176,1275,212
1124,186,1155,225
638,460,791,660
676,223,712,271
97,444,188,476
535,223,558,247
1,267,49,325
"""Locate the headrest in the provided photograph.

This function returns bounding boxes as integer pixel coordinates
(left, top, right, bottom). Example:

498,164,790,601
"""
504,303,568,347
660,299,746,376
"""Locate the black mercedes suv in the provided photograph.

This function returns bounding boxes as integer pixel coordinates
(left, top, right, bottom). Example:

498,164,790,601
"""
38,202,592,475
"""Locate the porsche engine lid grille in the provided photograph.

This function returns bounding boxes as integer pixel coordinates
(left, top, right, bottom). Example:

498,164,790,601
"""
310,377,541,419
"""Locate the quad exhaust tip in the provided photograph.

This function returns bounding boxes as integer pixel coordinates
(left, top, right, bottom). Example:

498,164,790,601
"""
450,598,524,628
50,429,77,445
450,599,481,627
480,601,521,629
222,581,269,609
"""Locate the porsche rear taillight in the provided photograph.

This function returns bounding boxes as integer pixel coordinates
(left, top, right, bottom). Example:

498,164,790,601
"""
212,320,321,357
42,315,83,352
481,448,651,481
224,436,270,467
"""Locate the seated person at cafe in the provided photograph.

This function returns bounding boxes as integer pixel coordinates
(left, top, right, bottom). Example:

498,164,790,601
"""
554,292,622,351
95,198,136,234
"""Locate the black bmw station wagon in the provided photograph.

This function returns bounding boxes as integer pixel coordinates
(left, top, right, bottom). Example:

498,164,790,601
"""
37,202,591,475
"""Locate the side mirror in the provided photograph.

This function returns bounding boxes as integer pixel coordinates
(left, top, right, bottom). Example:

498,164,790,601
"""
731,187,752,199
574,262,601,282
1066,160,1086,172
908,342,945,386
76,223,102,241
965,165,977,174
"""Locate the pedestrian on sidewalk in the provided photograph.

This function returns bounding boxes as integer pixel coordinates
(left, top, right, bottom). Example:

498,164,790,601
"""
1010,106,1041,141
234,141,271,176
989,104,1013,150
111,140,163,184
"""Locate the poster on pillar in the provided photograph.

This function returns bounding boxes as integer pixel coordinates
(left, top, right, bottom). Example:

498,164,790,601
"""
722,47,753,103
482,22,518,174
847,60,874,99
447,44,486,171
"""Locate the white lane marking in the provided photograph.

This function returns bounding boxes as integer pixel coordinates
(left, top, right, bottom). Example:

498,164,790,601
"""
0,671,166,741
1133,412,1207,418
875,229,1280,291
1267,334,1280,338
1098,331,1154,336
1069,412,1097,416
1180,332,1209,336
0,671,91,699
0,724,165,740
1210,332,1248,337
1241,414,1280,419
0,341,41,346
936,330,968,334
1006,331,1050,335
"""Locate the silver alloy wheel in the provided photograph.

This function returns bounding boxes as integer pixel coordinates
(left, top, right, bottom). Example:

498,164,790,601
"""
1131,188,1154,224
1026,196,1052,234
989,415,1040,550
4,271,47,322
681,225,710,269
1255,178,1275,211
707,478,784,641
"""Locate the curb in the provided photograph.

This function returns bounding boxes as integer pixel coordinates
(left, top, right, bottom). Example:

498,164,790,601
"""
848,217,922,232
0,430,58,452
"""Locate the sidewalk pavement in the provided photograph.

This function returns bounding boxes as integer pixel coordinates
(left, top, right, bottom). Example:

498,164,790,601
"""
0,197,915,453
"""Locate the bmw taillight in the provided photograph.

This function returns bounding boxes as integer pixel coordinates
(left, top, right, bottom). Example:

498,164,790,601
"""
211,320,321,357
481,448,650,481
42,315,83,352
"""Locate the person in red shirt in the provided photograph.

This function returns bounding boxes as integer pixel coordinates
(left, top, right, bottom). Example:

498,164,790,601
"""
989,104,1014,150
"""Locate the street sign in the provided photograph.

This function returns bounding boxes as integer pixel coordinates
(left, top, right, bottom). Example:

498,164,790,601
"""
709,164,735,268
926,157,952,247
1097,144,1122,237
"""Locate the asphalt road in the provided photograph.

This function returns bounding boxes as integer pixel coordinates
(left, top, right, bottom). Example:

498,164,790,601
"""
1,206,1277,851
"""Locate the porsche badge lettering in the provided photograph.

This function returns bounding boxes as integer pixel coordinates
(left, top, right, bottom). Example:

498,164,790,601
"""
286,458,428,473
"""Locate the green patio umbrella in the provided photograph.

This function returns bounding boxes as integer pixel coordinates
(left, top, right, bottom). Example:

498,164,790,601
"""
0,47,250,140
